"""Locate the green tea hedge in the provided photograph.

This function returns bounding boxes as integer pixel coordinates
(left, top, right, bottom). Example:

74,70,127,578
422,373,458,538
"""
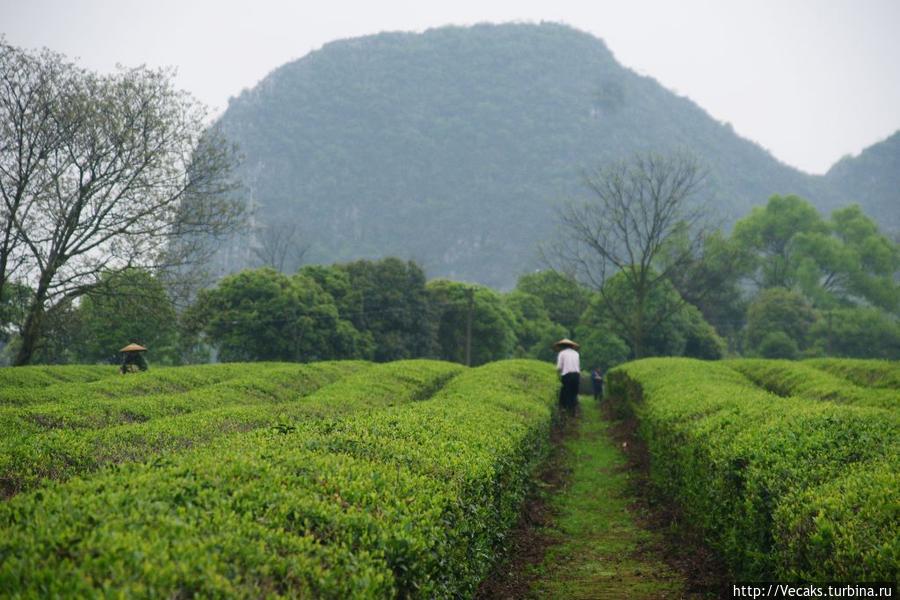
607,358,899,581
0,360,464,498
727,359,897,410
0,359,556,598
806,358,900,390
0,364,115,389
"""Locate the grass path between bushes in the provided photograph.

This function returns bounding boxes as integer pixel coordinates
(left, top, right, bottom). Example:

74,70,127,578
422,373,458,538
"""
527,400,687,599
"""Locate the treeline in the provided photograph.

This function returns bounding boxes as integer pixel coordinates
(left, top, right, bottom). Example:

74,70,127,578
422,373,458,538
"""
1,195,896,368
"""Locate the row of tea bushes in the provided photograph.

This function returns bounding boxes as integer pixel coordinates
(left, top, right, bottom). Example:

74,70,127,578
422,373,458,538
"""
805,357,900,390
0,362,368,437
726,359,897,410
0,362,282,407
0,364,115,389
607,358,899,581
774,459,899,580
0,360,463,499
0,360,557,598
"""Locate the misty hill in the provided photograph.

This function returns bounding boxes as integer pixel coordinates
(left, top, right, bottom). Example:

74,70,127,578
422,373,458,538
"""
825,132,900,235
214,22,889,288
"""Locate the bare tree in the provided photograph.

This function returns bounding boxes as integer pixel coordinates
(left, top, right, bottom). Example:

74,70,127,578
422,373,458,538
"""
548,152,711,358
0,41,244,365
251,222,309,272
0,42,72,316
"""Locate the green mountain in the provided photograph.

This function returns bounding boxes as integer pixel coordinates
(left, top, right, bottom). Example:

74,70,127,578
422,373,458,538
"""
213,22,892,288
825,132,900,235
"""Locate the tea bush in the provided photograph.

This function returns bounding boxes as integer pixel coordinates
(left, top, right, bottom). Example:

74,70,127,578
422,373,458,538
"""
607,358,899,580
0,360,556,598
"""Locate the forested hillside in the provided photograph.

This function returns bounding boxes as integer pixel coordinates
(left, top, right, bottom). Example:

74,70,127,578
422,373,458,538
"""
825,132,900,234
213,22,892,287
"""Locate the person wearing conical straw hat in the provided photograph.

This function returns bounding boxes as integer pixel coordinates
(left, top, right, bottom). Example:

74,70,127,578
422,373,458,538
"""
119,340,149,374
554,338,580,415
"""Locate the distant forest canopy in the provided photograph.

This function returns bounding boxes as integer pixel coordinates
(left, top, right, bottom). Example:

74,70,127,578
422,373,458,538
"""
211,22,899,289
7,194,898,367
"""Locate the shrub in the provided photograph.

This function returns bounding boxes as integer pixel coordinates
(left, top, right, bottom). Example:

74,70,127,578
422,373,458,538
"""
0,360,557,598
607,357,899,580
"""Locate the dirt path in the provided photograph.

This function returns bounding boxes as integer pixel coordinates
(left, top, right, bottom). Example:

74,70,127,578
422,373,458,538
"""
479,399,707,599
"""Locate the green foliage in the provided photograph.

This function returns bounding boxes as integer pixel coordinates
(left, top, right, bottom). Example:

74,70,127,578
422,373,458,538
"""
0,364,115,389
514,271,590,335
808,307,900,359
194,268,370,362
580,273,724,360
826,131,900,236
0,282,30,344
607,358,899,580
572,322,629,373
773,460,900,581
0,360,467,498
0,359,556,597
727,359,898,410
503,290,568,361
733,196,900,312
337,258,430,361
744,288,817,356
74,268,180,365
806,357,900,389
426,280,516,365
757,331,799,359
661,229,751,342
732,195,829,290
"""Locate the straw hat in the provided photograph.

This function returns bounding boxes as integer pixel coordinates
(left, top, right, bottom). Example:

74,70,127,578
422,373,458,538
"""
553,338,580,350
119,343,147,353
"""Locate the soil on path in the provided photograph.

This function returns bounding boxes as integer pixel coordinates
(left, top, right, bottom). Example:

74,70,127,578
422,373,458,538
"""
479,399,716,599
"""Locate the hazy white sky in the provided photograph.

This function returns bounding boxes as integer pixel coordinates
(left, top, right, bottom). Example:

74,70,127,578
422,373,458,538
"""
2,0,899,174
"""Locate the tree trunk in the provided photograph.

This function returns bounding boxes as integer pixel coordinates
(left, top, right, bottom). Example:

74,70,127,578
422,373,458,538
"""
632,287,646,359
13,272,52,366
14,301,45,366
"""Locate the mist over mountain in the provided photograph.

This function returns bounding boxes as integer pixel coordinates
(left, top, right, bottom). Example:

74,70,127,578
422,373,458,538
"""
213,22,894,287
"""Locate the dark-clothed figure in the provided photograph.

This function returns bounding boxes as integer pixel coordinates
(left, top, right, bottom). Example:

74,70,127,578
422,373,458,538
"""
554,338,580,414
591,367,603,401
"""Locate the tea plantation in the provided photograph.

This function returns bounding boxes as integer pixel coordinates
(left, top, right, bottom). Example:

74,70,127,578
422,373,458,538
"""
0,359,557,597
0,357,896,596
608,358,899,582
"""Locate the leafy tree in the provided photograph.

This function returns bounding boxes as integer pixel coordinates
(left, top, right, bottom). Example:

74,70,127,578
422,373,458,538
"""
659,227,750,344
74,269,179,365
731,196,900,312
809,307,900,359
757,331,800,360
426,280,516,365
744,287,817,357
514,270,590,336
550,153,712,357
193,268,368,362
0,40,243,365
298,264,365,321
796,204,899,312
572,323,630,373
732,195,829,290
579,271,724,360
503,290,567,360
337,258,430,361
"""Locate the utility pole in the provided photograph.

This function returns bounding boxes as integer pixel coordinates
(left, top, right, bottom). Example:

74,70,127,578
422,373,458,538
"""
465,287,475,366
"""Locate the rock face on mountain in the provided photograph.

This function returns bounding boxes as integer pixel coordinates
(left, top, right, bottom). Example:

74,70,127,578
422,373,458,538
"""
213,22,893,288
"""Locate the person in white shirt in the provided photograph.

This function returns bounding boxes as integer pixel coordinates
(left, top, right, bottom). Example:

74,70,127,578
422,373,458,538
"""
554,338,581,414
